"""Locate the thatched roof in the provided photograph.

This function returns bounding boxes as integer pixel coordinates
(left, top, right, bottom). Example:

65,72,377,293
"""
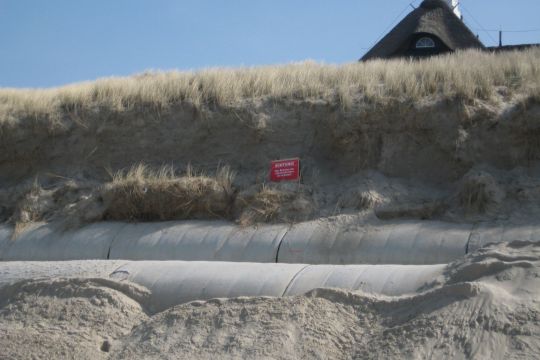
361,0,484,61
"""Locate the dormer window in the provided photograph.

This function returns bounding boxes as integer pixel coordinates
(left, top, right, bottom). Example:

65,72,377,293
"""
416,37,436,48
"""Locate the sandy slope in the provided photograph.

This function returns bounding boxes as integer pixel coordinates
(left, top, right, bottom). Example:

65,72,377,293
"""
2,94,540,227
1,241,539,359
0,278,149,360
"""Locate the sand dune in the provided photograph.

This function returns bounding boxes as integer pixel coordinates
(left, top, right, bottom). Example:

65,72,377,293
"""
0,241,538,359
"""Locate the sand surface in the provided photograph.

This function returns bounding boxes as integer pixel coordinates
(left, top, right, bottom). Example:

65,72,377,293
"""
1,241,539,359
3,95,540,228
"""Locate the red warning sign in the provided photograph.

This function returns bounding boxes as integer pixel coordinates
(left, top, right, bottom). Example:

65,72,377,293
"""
270,158,300,182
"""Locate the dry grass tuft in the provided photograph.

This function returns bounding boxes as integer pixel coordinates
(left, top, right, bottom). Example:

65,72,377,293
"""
10,179,54,237
2,165,320,226
458,171,504,214
102,164,236,221
0,49,538,131
459,181,490,213
234,184,315,226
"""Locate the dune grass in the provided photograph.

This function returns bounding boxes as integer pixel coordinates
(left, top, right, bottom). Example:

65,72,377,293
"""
101,164,236,221
102,164,314,224
0,49,539,129
234,184,315,226
5,164,316,227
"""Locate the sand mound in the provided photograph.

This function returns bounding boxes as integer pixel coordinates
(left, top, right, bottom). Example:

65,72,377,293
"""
109,241,539,359
0,242,539,359
0,278,149,360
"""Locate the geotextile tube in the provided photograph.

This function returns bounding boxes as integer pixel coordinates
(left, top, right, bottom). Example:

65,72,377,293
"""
0,260,128,288
111,261,445,312
108,221,288,262
0,222,126,261
277,220,472,265
0,260,445,313
1,220,535,264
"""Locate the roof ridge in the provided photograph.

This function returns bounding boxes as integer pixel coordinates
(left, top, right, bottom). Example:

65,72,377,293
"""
361,1,484,61
420,0,452,10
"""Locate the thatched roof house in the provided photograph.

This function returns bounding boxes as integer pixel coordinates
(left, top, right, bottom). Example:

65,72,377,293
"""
361,0,484,61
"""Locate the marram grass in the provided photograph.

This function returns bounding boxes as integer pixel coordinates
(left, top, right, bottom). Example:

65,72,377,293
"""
1,49,539,127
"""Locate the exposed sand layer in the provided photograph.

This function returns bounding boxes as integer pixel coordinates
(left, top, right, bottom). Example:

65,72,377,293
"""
1,241,539,359
1,91,540,227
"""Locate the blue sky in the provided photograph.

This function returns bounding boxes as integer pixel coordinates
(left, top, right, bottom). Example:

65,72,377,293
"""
1,0,539,88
